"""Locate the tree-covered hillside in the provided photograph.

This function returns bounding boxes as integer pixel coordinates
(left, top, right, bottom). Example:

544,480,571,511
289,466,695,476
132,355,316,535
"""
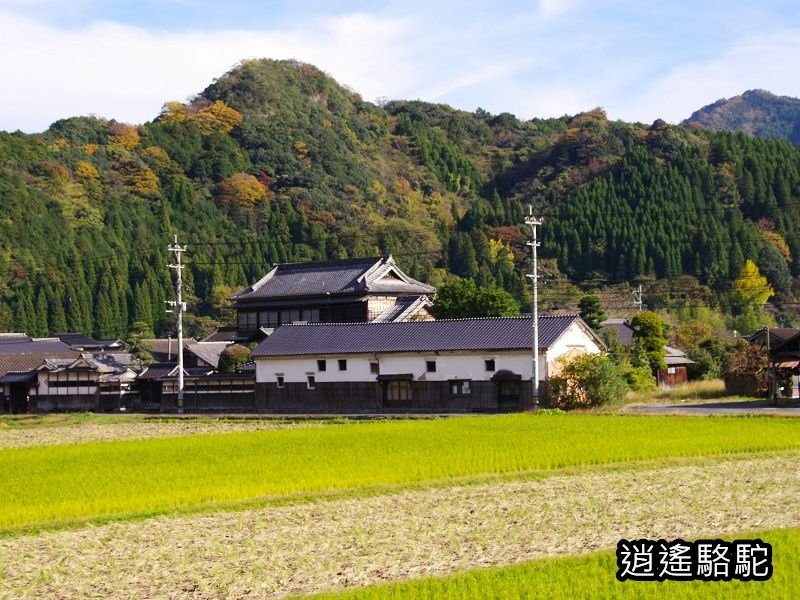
683,89,800,146
1,59,800,339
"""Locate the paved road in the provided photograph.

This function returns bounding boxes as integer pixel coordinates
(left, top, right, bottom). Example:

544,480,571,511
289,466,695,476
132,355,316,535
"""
625,399,800,417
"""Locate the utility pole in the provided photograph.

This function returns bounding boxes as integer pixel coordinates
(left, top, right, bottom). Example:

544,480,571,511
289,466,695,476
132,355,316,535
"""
525,206,542,408
167,235,187,414
766,326,776,405
632,284,644,312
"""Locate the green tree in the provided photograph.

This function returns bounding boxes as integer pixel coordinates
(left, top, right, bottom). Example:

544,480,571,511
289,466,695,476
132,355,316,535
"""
127,321,154,371
577,294,606,332
547,353,629,410
756,245,791,295
218,344,251,372
431,279,520,319
631,310,667,374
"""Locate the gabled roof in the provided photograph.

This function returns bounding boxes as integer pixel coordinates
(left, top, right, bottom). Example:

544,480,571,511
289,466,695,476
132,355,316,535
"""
749,328,800,348
600,319,635,345
0,353,80,378
251,315,595,357
140,338,198,360
372,295,434,323
35,353,130,374
201,327,239,343
664,346,695,366
231,256,435,303
51,332,127,350
186,342,233,368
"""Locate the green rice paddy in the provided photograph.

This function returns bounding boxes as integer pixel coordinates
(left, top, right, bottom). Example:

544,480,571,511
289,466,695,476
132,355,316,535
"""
1,413,799,532
308,527,800,600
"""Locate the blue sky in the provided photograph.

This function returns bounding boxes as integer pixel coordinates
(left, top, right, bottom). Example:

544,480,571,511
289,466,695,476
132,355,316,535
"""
1,0,799,132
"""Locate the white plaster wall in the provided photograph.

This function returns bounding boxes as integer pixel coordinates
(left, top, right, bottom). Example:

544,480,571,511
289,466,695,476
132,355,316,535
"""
256,351,535,384
254,322,602,385
543,321,603,377
34,372,98,396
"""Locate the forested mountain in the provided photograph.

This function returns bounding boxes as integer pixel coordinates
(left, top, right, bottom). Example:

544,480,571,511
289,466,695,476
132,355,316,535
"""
684,90,800,146
2,59,800,339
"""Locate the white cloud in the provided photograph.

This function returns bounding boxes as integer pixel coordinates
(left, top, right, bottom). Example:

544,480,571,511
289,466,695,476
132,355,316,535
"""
0,10,419,132
1,4,797,132
611,28,800,123
537,0,582,20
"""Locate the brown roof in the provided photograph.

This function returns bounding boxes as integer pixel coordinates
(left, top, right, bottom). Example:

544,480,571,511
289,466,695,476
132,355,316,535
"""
0,352,80,378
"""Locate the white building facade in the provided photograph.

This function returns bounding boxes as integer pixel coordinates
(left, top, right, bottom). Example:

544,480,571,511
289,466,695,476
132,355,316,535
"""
251,316,603,413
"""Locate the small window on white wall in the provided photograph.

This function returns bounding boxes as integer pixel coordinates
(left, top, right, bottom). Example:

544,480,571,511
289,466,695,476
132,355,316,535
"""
338,359,347,371
449,380,472,395
276,374,285,389
426,360,437,373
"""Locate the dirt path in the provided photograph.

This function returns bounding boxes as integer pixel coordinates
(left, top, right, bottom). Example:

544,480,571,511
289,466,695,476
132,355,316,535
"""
1,452,798,599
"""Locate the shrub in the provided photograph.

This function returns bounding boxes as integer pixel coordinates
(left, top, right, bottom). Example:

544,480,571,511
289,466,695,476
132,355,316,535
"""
623,364,656,391
547,353,629,410
217,344,251,372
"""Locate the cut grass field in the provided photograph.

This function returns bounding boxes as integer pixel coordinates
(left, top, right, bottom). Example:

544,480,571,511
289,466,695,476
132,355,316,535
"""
1,413,799,533
2,451,798,598
0,412,323,449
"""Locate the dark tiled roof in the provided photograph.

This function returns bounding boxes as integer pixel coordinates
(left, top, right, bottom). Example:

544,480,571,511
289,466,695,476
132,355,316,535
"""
231,256,434,302
251,315,587,357
140,338,198,360
0,371,37,383
749,328,800,347
51,333,126,350
600,319,635,345
0,339,77,354
201,327,239,343
137,363,176,380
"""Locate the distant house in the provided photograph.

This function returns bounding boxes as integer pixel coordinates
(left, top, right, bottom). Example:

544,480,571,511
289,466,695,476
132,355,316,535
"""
743,327,800,399
230,256,435,341
51,333,128,352
600,319,694,387
0,336,81,413
249,315,603,413
660,346,695,387
0,335,136,413
137,363,254,412
32,354,137,412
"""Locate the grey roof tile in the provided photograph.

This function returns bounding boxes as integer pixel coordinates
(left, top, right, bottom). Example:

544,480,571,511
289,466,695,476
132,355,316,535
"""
251,315,585,357
186,342,233,368
232,256,434,302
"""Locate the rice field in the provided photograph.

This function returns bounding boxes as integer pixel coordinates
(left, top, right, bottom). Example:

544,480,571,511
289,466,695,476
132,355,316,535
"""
1,413,799,532
1,412,798,598
309,527,800,600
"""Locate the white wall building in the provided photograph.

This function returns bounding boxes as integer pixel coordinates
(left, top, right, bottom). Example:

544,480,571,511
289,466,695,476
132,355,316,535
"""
250,315,604,412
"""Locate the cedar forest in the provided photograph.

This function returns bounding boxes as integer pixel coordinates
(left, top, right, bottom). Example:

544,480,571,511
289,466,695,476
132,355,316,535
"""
1,59,799,342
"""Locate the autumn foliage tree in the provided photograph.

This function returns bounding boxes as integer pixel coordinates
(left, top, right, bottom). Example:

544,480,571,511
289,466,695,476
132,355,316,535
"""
732,259,774,307
219,172,267,206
